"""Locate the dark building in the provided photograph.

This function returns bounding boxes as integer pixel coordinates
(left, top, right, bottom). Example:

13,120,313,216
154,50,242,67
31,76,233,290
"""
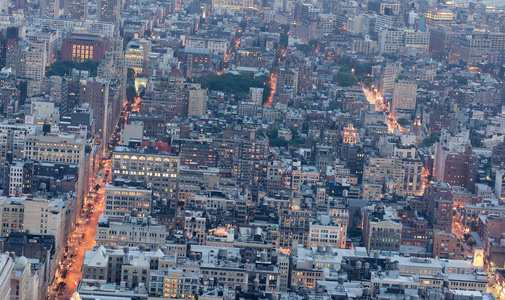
346,145,365,183
213,130,269,200
177,138,217,167
178,47,211,78
61,33,109,63
443,146,477,192
128,114,166,139
426,182,453,233
22,161,79,194
492,142,505,166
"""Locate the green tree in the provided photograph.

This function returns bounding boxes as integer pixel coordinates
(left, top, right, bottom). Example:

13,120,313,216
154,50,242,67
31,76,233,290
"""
126,86,137,103
336,70,358,87
296,44,314,54
269,137,288,147
420,134,439,147
279,33,288,48
46,60,99,77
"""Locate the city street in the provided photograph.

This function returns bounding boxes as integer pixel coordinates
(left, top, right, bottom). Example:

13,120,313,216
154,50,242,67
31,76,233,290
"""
48,163,109,300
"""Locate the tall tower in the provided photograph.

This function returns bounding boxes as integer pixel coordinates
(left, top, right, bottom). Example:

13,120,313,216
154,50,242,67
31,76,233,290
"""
41,0,59,18
23,42,47,97
65,0,88,21
97,0,120,26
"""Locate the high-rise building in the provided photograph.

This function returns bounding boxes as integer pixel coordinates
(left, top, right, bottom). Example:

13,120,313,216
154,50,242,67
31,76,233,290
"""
41,0,59,18
379,62,400,94
214,130,269,200
65,0,88,21
426,182,453,233
125,39,151,75
97,0,121,25
391,81,417,116
26,28,58,66
79,77,110,155
186,83,207,117
22,42,47,97
98,38,127,102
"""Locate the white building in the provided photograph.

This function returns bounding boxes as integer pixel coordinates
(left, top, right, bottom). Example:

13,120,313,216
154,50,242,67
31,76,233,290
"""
8,162,24,197
495,169,505,200
120,122,143,146
308,216,342,248
104,183,152,217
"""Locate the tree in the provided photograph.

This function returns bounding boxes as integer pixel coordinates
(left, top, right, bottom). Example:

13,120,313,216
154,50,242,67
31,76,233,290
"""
127,68,135,80
296,44,314,54
202,73,270,101
269,137,288,147
279,33,288,48
420,134,439,147
46,60,99,77
336,70,358,87
267,129,279,139
126,86,137,103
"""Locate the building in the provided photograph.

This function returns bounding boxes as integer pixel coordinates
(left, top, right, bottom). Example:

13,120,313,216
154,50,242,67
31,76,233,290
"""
24,132,86,164
451,32,505,66
185,36,230,54
95,215,169,249
125,39,151,75
119,123,143,146
178,138,217,167
97,0,121,25
104,183,152,217
433,231,464,259
184,214,206,245
426,182,453,233
308,216,342,248
26,29,58,67
363,204,403,252
495,169,505,200
379,29,430,54
65,0,88,20
81,245,165,286
179,47,211,78
111,146,179,200
379,62,400,94
79,77,110,154
61,34,110,63
23,42,47,97
41,0,59,18
149,269,199,298
391,81,417,116
186,83,207,117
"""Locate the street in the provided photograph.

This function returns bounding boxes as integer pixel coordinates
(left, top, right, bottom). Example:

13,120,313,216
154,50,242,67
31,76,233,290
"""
47,97,135,299
48,163,109,299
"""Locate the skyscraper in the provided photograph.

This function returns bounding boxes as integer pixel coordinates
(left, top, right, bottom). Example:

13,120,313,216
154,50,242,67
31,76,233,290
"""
41,0,59,18
23,42,47,97
65,0,88,21
80,77,110,155
391,80,417,116
97,0,120,25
